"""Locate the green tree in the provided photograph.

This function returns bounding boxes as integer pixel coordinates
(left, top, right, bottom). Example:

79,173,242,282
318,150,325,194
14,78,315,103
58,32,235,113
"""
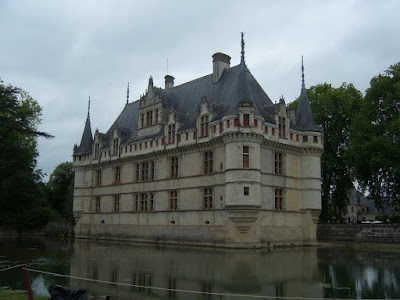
289,83,363,221
0,79,53,229
347,63,400,208
46,162,75,222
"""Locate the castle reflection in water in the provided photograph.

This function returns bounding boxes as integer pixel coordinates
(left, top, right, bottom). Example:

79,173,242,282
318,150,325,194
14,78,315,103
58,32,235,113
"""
70,240,323,299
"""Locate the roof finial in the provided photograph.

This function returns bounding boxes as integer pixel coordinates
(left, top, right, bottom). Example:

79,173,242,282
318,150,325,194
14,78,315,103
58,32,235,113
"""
301,56,306,92
126,82,129,106
87,96,91,117
240,32,246,71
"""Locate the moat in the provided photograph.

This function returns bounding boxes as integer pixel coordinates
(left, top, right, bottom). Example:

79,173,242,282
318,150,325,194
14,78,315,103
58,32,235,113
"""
1,238,399,299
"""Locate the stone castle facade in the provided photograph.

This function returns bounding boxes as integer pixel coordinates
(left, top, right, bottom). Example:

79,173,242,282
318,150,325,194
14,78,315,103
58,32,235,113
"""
73,38,323,248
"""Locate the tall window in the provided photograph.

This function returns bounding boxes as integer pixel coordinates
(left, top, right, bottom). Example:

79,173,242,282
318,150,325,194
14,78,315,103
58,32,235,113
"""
141,193,148,212
200,115,209,137
171,157,178,178
274,152,283,175
96,170,102,186
243,146,249,168
151,161,155,180
303,135,308,142
170,190,178,211
279,117,286,137
142,162,148,181
145,111,153,126
243,114,250,126
275,189,283,210
94,143,100,159
112,139,119,155
136,164,140,182
155,109,159,124
135,194,139,211
114,166,121,184
203,188,213,209
141,113,144,128
114,195,120,212
95,197,101,213
168,124,175,144
204,151,213,174
149,193,154,211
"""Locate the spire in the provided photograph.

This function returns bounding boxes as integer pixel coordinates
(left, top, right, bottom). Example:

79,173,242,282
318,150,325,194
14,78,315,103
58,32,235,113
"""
126,82,129,106
295,57,321,132
301,56,306,94
74,97,93,155
240,32,247,71
87,96,91,117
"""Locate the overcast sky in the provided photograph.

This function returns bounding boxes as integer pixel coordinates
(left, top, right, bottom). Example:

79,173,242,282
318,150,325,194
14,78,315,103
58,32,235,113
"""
1,0,399,180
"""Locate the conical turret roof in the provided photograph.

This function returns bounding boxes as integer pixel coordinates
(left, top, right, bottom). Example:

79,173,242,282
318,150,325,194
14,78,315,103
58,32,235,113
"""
74,99,93,155
295,58,322,132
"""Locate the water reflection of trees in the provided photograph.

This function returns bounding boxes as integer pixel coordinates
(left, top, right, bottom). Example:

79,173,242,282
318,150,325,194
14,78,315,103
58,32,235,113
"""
317,246,400,299
70,241,323,300
0,237,72,296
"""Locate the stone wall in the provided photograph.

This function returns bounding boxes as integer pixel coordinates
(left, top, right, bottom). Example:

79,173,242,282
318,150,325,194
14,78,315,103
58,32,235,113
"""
317,224,400,243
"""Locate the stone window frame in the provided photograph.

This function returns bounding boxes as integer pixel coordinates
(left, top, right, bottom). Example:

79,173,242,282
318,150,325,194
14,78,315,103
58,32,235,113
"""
114,166,121,185
96,169,102,186
95,197,101,213
200,115,209,137
274,188,284,210
274,152,283,175
243,146,249,168
204,151,213,175
170,157,179,178
113,195,120,212
244,187,250,196
168,124,175,144
169,190,178,211
203,187,213,209
278,117,286,138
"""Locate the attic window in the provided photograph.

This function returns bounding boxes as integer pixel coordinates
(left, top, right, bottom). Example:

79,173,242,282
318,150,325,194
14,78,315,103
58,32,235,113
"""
112,139,119,155
168,124,175,143
200,115,209,137
243,114,249,126
279,117,286,137
94,143,100,159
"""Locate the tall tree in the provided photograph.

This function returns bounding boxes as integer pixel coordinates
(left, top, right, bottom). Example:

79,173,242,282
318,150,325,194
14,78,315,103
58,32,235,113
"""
0,80,53,228
46,161,75,222
289,83,363,221
347,62,400,208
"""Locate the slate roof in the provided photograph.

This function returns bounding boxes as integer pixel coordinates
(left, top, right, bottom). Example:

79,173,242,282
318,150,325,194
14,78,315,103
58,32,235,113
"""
294,69,323,132
98,64,276,146
74,113,93,155
74,58,321,152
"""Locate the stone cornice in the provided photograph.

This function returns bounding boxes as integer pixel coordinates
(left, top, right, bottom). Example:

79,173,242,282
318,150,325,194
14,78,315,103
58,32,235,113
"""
75,137,224,170
221,132,264,144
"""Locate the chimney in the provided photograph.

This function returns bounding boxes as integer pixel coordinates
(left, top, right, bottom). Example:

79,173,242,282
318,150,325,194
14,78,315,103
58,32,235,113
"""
212,52,231,83
164,75,175,89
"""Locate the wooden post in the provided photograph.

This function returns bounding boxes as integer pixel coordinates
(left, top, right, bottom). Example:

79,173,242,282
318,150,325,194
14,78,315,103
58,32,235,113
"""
22,260,34,300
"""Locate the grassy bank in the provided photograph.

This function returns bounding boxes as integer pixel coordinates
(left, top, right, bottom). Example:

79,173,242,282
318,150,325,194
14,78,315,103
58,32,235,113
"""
0,288,48,300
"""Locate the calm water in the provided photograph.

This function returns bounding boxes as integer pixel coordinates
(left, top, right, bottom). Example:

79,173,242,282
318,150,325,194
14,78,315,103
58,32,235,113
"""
0,238,399,300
